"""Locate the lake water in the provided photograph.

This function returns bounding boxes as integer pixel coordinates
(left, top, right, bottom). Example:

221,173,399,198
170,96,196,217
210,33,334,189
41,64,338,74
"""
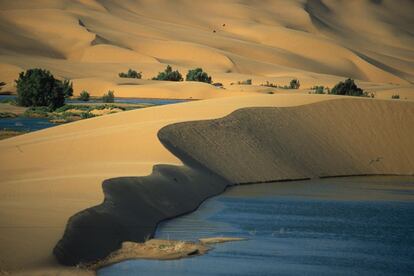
0,95,188,105
0,95,188,132
0,117,56,131
99,176,414,276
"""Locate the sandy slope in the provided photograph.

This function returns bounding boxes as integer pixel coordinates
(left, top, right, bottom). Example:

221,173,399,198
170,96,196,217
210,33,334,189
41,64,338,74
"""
0,94,413,273
54,97,413,266
0,94,333,272
0,0,413,99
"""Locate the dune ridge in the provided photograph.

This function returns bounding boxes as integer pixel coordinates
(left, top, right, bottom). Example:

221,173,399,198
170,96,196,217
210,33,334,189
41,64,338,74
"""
0,0,413,98
53,98,414,266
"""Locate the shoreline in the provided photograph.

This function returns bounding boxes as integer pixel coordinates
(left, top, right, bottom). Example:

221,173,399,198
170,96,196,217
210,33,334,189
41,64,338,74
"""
54,99,414,267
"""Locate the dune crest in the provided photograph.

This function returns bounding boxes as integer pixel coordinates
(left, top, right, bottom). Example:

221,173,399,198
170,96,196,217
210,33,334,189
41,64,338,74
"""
1,0,413,98
54,99,414,265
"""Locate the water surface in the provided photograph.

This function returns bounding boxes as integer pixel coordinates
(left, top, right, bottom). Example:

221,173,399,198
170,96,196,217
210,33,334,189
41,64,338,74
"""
0,96,188,132
0,117,55,131
99,176,414,276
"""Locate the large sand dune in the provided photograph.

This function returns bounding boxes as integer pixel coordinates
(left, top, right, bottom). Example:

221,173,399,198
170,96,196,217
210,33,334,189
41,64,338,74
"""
0,0,413,98
0,94,335,273
52,98,414,266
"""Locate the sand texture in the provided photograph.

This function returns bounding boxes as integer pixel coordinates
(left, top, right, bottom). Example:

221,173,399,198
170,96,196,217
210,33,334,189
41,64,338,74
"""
0,94,335,273
0,0,413,99
159,99,414,183
54,98,414,265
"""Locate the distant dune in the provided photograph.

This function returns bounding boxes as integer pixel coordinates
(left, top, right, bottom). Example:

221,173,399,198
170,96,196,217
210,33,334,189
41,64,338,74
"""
0,0,413,99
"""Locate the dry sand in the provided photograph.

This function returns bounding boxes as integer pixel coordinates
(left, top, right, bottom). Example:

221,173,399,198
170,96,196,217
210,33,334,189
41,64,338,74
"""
0,94,336,273
53,97,414,266
0,0,413,99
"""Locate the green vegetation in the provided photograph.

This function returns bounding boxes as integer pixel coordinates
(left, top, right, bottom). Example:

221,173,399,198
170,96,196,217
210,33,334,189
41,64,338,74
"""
23,106,51,118
310,85,329,94
0,98,16,104
152,65,183,81
260,81,278,88
289,79,300,89
0,112,18,118
119,69,142,79
78,90,90,101
185,68,212,83
330,78,364,96
15,68,73,110
392,94,400,99
102,90,115,103
260,79,300,89
0,82,5,92
231,79,252,85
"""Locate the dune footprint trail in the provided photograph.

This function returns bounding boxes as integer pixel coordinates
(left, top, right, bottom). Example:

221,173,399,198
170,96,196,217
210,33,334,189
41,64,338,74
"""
54,99,414,266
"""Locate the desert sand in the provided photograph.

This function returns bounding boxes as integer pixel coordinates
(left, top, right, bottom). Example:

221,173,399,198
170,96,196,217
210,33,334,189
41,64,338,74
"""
0,0,413,275
53,98,414,266
0,0,413,99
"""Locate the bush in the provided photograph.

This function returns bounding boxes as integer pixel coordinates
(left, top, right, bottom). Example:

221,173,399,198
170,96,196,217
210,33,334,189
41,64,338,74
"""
119,69,142,79
61,79,73,98
391,94,400,99
260,81,277,88
185,68,212,83
152,65,183,81
78,90,90,101
80,112,95,119
311,85,325,94
15,68,73,110
331,78,364,96
102,90,115,103
23,106,51,118
233,79,252,85
0,81,5,91
289,79,300,89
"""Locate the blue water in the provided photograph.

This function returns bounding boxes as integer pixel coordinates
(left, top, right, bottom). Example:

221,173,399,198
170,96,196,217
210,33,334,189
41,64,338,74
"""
0,95,188,105
99,177,414,276
0,95,188,132
0,117,56,131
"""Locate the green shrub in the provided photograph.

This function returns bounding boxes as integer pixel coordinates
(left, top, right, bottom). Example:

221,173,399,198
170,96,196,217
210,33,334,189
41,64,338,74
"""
102,90,115,103
61,79,73,98
311,85,325,94
15,69,73,110
289,79,300,89
260,81,277,88
23,106,51,118
331,78,364,96
80,112,95,119
152,65,183,81
391,94,400,99
185,68,212,83
119,69,142,79
78,90,90,101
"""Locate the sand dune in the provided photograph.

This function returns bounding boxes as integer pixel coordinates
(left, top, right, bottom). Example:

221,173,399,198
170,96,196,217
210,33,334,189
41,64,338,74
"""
0,0,413,98
0,94,335,272
52,97,414,266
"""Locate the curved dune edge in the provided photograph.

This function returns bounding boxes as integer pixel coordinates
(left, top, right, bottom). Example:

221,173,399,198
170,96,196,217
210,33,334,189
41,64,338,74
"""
53,98,414,266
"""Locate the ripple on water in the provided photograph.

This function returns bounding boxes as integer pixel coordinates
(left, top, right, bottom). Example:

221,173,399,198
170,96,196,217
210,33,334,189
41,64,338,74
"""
98,176,414,276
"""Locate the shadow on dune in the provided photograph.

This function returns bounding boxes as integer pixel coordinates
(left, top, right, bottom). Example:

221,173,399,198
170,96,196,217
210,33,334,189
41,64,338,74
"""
54,98,414,266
